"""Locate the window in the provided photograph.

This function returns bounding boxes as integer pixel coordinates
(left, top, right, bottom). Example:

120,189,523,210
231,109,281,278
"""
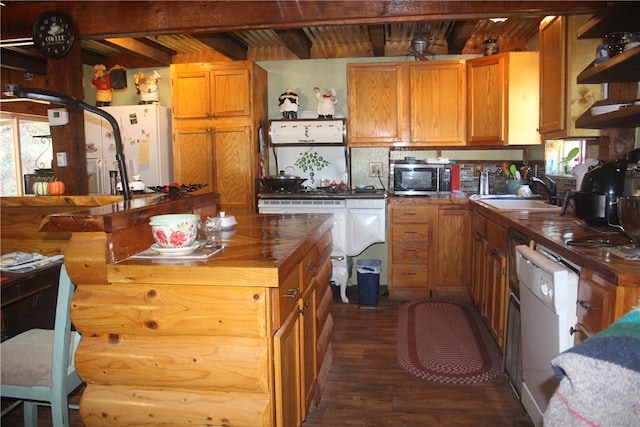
545,139,588,176
0,114,52,196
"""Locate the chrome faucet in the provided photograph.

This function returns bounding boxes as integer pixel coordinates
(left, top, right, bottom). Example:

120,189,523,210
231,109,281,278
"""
530,176,557,204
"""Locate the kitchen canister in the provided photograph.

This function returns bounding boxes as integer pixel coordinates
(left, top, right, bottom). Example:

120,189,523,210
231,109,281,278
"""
506,179,525,194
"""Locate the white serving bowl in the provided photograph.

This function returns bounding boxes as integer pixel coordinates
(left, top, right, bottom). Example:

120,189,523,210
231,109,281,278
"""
149,214,199,248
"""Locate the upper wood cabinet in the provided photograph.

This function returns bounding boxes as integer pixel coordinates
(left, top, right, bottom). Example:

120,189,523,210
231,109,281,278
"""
407,61,466,146
347,62,404,146
467,52,540,146
539,15,601,139
347,60,466,147
171,62,253,119
171,61,267,215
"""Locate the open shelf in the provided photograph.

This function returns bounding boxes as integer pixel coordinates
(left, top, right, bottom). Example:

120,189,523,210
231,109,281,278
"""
577,2,640,39
577,47,640,84
576,104,640,129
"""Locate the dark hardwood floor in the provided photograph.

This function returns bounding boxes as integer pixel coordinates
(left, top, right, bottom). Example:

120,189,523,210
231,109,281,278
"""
1,286,533,426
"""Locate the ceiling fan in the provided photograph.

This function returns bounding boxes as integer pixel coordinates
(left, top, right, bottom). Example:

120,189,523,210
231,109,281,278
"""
406,23,445,61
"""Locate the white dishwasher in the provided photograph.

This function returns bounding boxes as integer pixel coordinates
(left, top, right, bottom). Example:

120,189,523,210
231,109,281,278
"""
515,244,579,427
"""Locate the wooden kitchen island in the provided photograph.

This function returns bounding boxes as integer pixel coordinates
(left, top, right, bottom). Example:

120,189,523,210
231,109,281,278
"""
40,193,335,426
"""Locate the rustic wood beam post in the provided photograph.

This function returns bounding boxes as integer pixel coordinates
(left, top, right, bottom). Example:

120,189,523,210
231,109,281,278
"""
47,40,88,195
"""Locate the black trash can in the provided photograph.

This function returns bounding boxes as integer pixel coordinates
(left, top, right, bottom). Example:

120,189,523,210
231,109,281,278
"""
356,259,382,306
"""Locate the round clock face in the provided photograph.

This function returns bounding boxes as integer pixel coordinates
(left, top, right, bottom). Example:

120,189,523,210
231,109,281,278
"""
32,11,75,58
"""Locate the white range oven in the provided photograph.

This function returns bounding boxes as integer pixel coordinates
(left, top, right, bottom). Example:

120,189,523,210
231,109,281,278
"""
262,118,387,303
257,195,386,303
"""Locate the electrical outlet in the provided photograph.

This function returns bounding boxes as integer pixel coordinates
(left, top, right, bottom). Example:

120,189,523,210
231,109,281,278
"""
369,162,383,177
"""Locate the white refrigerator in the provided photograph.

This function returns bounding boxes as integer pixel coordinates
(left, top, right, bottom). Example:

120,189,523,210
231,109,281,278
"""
84,105,173,194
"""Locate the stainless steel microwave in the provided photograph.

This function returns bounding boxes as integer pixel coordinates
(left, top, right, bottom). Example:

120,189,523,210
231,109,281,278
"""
389,159,452,196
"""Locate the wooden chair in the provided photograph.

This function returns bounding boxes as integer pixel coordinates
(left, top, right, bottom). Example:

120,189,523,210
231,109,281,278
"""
1,263,83,426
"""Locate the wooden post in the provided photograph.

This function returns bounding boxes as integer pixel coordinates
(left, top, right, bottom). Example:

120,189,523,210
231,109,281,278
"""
47,40,88,195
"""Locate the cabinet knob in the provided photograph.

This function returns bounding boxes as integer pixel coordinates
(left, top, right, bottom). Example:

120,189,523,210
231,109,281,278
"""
305,262,316,271
570,325,580,335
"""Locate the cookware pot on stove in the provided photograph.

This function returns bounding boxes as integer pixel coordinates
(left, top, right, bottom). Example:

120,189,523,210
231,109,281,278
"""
261,171,307,192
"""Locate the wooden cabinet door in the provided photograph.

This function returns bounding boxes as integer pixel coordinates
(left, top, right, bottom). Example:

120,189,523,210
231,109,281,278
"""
300,286,317,419
172,70,211,119
347,63,404,146
467,55,505,145
486,246,507,349
539,15,601,140
274,307,301,427
408,61,466,145
539,15,566,135
211,68,251,117
172,128,213,189
436,207,470,289
212,126,254,214
470,234,485,308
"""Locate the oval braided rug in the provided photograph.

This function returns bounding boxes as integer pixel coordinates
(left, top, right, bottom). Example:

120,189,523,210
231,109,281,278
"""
397,299,502,384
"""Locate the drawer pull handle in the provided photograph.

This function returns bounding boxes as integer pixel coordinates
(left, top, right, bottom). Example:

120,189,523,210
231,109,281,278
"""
577,300,594,311
284,288,300,299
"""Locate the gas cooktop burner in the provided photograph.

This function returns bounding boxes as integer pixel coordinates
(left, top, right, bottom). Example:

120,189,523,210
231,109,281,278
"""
567,235,633,248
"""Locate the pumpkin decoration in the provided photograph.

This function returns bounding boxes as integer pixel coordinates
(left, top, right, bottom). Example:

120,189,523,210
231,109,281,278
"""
33,181,49,196
48,180,65,195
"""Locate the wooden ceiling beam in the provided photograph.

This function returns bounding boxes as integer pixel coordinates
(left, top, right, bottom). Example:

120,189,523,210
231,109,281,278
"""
103,38,174,66
193,34,247,61
274,29,311,59
1,1,607,40
368,24,386,57
447,21,479,54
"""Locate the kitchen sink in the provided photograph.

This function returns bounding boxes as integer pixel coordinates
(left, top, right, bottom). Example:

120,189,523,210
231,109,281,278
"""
470,195,562,211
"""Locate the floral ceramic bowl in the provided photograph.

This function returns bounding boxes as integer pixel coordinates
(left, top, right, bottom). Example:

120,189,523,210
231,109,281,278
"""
149,214,199,248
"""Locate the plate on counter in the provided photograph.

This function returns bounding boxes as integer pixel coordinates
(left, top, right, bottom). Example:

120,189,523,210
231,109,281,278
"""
150,241,201,256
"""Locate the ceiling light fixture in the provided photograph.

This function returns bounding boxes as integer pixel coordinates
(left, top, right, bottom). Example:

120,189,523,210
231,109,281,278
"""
489,18,508,23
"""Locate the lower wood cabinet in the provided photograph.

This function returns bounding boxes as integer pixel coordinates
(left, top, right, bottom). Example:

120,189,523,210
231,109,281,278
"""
574,269,640,343
470,209,507,349
388,199,470,300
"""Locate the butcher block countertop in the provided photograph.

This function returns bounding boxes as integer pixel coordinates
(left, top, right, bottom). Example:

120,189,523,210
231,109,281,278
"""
471,199,640,288
45,192,336,425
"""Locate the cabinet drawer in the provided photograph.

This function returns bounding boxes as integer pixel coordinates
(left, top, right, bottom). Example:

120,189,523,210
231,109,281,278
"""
300,246,320,291
392,207,431,223
472,213,486,235
392,243,429,263
485,219,507,253
273,267,300,329
576,276,614,336
391,265,429,287
392,225,430,242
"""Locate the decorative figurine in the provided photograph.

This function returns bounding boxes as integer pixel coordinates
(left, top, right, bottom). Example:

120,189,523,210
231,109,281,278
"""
92,64,112,107
279,87,299,119
314,86,337,119
133,70,161,104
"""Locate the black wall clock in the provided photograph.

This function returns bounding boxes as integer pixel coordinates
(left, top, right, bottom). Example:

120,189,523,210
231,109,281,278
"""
32,11,76,58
